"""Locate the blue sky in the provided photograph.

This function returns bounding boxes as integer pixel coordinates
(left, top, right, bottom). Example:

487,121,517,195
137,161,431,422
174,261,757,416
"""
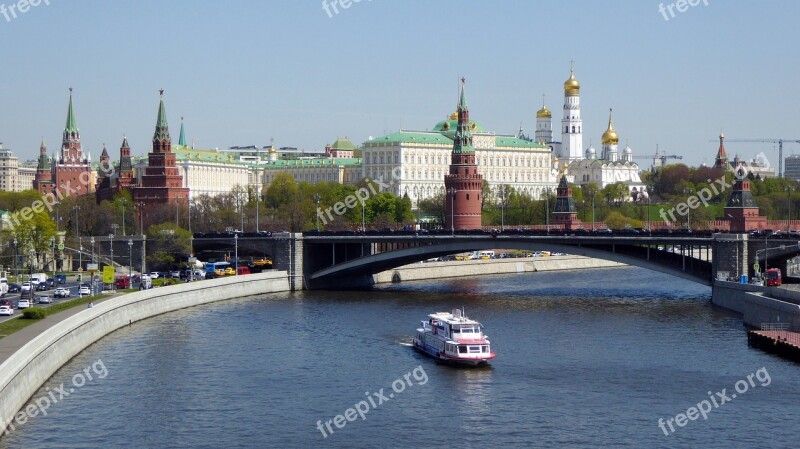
1,0,798,169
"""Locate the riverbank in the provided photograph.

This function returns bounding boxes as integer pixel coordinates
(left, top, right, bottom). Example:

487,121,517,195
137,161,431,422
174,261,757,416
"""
0,271,291,433
373,255,625,284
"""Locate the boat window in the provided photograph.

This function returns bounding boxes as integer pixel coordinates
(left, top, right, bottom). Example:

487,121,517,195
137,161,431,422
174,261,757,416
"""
482,346,488,353
468,346,481,353
458,346,466,354
452,327,460,333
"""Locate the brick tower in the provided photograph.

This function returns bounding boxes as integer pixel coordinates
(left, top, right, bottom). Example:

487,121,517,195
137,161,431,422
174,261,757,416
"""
724,166,766,232
53,88,93,195
444,78,483,231
33,138,54,195
551,173,581,230
132,90,189,223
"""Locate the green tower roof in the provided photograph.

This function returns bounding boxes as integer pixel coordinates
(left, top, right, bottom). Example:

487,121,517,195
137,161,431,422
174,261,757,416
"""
64,88,78,135
153,90,171,142
178,117,186,147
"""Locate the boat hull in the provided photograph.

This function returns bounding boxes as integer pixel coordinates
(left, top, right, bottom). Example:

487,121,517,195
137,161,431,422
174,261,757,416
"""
413,338,494,367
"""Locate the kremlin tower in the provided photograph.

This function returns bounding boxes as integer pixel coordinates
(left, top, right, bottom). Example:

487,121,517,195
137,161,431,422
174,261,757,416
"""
32,139,54,195
551,169,581,230
560,64,583,161
444,79,483,231
132,90,189,225
714,133,730,170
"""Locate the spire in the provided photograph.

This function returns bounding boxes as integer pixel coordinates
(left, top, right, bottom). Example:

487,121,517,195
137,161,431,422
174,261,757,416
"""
714,132,729,170
178,116,186,147
458,77,468,111
452,78,474,155
64,87,78,135
40,137,46,153
601,108,619,145
153,89,171,143
121,134,129,149
100,144,109,158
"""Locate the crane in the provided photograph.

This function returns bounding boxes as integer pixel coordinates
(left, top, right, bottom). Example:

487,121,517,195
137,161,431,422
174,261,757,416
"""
708,137,800,178
633,145,683,171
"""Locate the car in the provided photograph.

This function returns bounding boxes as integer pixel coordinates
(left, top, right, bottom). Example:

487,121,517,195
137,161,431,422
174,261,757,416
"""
46,278,56,288
36,282,48,291
16,299,31,309
79,286,91,296
170,270,181,279
37,295,52,304
21,282,31,292
0,305,13,316
149,272,160,279
7,283,20,293
54,287,70,298
223,267,236,276
0,299,12,308
55,274,67,284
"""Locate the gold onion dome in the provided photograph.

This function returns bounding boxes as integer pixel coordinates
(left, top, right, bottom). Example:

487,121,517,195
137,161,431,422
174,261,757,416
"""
601,109,619,145
536,105,551,118
563,67,580,96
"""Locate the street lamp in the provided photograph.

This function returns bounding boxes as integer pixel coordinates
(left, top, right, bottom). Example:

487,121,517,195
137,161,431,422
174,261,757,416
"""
141,234,147,276
28,247,35,286
234,234,238,276
73,206,80,239
13,238,17,282
50,236,55,273
128,239,133,287
90,237,95,263
314,194,321,231
499,187,506,231
254,192,259,233
545,188,551,235
121,198,126,236
588,188,596,232
684,188,692,231
786,186,793,231
448,187,457,235
109,233,114,274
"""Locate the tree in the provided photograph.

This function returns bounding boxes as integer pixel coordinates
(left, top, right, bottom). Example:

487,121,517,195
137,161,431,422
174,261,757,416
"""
146,222,192,271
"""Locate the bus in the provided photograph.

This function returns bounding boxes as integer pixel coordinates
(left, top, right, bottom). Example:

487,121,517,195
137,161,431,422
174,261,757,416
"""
766,268,782,286
205,261,231,278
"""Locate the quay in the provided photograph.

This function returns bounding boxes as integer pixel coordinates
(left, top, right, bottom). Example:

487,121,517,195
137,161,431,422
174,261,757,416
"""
748,324,800,362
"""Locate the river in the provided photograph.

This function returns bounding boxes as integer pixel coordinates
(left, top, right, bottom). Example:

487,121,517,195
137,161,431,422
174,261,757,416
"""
1,266,798,448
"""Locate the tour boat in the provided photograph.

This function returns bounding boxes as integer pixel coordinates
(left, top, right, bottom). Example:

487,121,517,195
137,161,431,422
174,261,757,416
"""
413,308,495,366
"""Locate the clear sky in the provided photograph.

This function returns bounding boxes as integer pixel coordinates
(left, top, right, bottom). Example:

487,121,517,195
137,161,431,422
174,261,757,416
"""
1,0,798,169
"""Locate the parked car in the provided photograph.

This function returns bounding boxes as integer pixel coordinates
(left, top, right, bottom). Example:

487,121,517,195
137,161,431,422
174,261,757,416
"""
149,272,160,279
79,285,91,296
7,283,20,293
54,287,70,298
17,299,31,309
236,266,251,275
170,270,181,279
37,295,52,304
0,305,13,316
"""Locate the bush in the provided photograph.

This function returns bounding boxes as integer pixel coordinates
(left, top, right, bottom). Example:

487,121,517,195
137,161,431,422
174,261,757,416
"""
152,278,178,287
22,309,46,320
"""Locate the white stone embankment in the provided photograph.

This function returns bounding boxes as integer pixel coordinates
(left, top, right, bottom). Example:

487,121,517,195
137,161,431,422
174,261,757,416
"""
0,271,290,432
374,255,625,284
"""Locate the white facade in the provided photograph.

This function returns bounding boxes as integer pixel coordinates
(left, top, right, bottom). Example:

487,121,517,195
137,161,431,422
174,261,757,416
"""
363,123,558,207
0,145,37,192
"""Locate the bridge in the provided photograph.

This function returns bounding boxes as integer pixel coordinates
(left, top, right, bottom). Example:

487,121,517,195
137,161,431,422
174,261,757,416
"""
189,232,800,290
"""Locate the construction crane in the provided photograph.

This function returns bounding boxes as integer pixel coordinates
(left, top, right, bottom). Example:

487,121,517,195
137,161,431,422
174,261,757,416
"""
633,145,683,171
708,137,800,178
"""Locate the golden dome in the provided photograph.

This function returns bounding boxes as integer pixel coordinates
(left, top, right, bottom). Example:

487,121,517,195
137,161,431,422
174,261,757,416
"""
536,106,552,119
601,109,619,145
449,111,458,120
563,66,580,96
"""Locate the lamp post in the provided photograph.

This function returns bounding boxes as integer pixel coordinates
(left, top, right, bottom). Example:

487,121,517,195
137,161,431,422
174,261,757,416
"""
137,201,145,235
448,187,457,235
13,238,17,283
141,234,147,276
588,188,596,232
128,239,133,287
255,191,259,233
684,188,692,231
234,234,238,276
121,198,126,236
55,201,60,231
91,237,95,263
361,202,366,233
314,194,321,231
499,187,506,231
28,248,35,286
109,233,114,273
50,236,55,273
647,194,651,234
73,206,80,239
786,186,793,231
545,188,551,235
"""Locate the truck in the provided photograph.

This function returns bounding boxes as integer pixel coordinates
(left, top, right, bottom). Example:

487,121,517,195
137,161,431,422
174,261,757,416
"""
29,273,47,285
766,268,782,286
0,278,7,297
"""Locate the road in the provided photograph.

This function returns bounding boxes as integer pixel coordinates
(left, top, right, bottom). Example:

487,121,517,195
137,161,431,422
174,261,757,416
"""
0,279,87,324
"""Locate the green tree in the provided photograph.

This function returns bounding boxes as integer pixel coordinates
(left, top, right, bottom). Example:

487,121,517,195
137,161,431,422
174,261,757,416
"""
146,223,193,271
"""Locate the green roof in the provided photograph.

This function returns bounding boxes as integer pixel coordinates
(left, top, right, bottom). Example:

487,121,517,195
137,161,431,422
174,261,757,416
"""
365,131,453,146
329,137,356,151
262,158,362,169
432,117,486,133
153,91,170,142
64,90,78,135
494,136,549,149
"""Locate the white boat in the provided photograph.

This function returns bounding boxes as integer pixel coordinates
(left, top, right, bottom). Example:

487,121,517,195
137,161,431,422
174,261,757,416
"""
413,308,495,366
